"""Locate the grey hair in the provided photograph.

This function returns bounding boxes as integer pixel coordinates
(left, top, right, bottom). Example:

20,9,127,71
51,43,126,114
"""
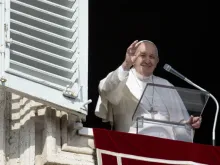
136,40,159,57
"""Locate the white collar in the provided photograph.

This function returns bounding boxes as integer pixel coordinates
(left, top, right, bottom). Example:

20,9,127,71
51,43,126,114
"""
126,69,154,100
131,68,153,82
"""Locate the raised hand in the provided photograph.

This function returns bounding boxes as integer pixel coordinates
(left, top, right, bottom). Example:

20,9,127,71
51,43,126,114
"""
122,40,141,70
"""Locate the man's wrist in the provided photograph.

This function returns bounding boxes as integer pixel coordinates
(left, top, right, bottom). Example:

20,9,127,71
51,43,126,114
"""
118,63,129,81
122,61,131,71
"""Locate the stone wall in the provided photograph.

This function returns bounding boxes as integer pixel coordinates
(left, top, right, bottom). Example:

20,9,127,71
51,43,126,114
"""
0,88,96,165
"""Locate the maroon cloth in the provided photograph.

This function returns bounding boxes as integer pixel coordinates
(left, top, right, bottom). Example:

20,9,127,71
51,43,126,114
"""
93,128,220,165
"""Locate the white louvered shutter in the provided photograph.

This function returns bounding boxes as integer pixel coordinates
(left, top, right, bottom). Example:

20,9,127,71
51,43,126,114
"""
1,0,88,118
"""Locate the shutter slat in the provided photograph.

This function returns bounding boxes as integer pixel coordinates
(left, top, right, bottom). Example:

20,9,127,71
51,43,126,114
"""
6,68,64,91
11,19,76,48
10,60,75,87
11,50,75,79
47,0,76,8
11,0,77,28
11,40,76,69
16,0,76,18
11,29,76,58
11,10,76,38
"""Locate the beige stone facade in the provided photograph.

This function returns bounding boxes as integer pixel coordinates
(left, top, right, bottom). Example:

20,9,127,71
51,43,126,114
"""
0,88,96,165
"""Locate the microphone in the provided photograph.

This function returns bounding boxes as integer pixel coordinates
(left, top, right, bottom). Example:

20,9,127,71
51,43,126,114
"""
163,64,186,80
163,63,219,146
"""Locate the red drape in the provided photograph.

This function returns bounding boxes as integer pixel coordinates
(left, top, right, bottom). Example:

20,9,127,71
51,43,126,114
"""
93,128,220,165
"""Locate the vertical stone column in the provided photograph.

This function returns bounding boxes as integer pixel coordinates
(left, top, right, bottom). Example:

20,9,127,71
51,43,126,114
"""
7,94,36,165
42,108,57,160
19,97,35,165
0,88,6,165
8,94,22,165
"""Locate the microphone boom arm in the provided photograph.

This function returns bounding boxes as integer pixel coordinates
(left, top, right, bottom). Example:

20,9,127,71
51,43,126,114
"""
185,78,219,146
164,64,219,146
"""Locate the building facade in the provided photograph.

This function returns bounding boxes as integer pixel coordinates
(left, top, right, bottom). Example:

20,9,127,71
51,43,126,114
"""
0,0,96,164
0,89,96,165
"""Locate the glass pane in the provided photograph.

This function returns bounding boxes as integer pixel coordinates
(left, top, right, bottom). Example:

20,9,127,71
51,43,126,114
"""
130,83,210,142
132,83,210,124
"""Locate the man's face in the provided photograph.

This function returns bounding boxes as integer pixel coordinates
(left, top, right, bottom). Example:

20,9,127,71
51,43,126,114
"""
133,42,159,76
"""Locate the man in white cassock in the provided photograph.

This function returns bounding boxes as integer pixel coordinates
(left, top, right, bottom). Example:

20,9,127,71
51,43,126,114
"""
95,40,202,142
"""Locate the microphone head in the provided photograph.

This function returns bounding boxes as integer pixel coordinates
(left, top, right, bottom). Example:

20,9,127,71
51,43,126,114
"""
163,64,172,72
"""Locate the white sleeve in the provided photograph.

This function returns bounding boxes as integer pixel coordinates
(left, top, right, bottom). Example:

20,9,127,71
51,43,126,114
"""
98,65,129,105
118,65,129,81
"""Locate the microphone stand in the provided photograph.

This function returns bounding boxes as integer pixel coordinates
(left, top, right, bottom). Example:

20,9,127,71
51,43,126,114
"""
184,78,219,146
